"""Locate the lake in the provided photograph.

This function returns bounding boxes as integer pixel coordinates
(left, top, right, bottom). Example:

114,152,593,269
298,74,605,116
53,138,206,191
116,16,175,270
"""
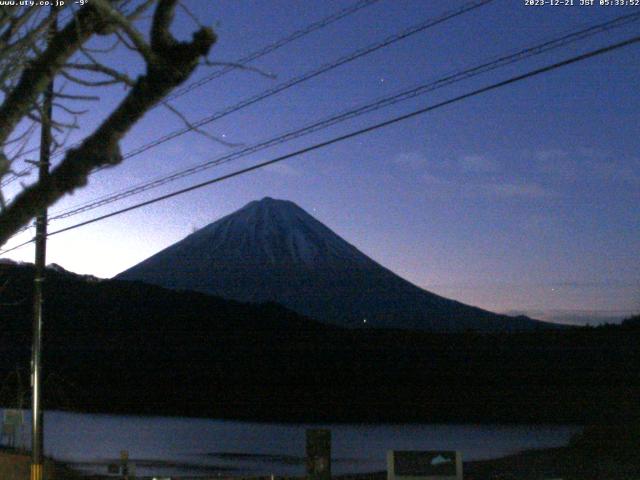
1,409,581,478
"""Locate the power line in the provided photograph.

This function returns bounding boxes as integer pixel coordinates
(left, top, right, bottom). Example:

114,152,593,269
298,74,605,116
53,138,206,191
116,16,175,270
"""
19,34,635,245
93,0,495,166
20,0,497,217
165,0,382,102
45,0,498,218
45,11,640,222
0,0,496,241
0,167,31,188
0,0,382,186
0,237,34,256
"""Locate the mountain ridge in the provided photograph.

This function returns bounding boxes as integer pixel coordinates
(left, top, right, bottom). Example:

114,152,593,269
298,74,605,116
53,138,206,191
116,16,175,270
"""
117,197,554,332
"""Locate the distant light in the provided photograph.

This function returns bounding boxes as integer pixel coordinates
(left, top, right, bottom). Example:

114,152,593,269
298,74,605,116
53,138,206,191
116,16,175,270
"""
363,318,367,324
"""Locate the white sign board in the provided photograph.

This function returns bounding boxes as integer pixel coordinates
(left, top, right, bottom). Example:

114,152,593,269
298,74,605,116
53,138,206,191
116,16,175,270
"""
387,450,463,480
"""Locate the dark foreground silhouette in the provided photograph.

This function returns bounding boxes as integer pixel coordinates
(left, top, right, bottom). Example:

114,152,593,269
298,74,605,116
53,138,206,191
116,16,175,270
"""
1,262,639,425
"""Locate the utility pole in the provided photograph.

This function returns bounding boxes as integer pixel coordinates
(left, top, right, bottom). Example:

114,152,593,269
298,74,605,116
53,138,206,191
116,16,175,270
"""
31,10,56,480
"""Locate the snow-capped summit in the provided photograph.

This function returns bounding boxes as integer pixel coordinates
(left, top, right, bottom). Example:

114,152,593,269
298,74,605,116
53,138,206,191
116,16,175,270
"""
185,196,370,268
116,197,551,332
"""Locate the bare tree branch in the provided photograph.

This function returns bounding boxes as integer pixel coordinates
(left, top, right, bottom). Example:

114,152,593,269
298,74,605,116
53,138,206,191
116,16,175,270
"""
0,0,216,245
202,59,277,79
65,60,136,86
162,101,241,148
126,0,157,21
91,0,155,62
0,5,102,145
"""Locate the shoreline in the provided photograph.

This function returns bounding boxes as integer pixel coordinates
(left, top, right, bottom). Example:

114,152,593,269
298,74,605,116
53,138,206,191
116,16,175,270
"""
4,442,640,480
1,405,590,427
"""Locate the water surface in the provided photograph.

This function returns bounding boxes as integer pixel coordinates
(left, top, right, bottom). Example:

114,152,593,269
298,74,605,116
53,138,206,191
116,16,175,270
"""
0,409,581,477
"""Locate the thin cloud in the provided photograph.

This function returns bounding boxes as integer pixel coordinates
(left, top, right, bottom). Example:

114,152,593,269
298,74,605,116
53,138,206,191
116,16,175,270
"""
421,173,555,200
533,147,639,186
420,173,461,198
484,181,555,199
588,158,640,185
504,308,637,326
459,154,499,173
534,148,569,162
393,151,429,166
262,162,301,176
422,172,455,187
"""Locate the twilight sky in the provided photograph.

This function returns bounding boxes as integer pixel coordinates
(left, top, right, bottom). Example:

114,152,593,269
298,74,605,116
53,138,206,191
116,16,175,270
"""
2,0,639,325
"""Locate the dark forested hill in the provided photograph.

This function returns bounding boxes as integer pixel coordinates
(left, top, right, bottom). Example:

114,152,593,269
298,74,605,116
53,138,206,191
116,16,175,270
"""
1,261,638,424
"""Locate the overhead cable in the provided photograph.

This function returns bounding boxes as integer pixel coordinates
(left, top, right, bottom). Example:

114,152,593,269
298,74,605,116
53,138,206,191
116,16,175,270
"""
47,11,640,222
22,35,637,245
0,0,382,185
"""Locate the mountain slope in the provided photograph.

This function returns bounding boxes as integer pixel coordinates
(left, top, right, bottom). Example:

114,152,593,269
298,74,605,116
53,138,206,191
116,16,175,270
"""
117,197,551,332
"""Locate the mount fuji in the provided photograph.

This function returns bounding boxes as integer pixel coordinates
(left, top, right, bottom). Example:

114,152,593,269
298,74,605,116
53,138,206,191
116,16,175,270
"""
116,197,551,332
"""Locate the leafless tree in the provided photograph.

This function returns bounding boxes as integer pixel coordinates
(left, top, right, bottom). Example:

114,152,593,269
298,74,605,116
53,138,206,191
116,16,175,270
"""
0,0,216,247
